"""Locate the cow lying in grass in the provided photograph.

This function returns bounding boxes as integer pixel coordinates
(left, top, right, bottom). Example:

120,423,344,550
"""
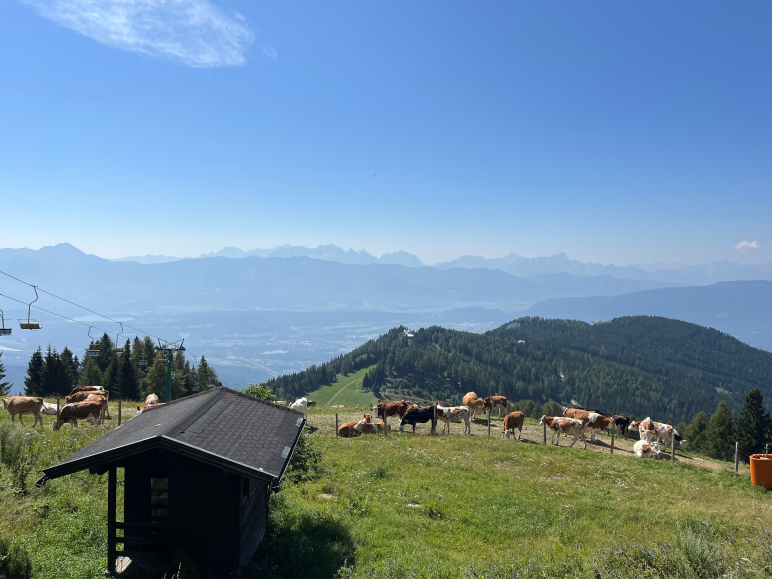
633,438,661,458
53,400,105,430
354,414,386,435
540,415,587,448
437,405,471,435
2,396,45,428
501,411,524,440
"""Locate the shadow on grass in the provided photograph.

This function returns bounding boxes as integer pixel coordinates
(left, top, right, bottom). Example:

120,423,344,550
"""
249,494,355,578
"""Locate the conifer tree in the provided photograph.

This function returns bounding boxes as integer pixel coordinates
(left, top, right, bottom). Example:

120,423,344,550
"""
80,357,103,387
103,361,120,398
97,333,115,373
0,351,11,396
704,402,735,461
736,388,772,458
24,347,44,396
119,340,139,401
60,347,79,393
685,412,708,453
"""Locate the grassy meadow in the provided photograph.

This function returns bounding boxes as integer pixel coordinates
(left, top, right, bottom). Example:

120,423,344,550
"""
1,398,772,578
307,366,379,407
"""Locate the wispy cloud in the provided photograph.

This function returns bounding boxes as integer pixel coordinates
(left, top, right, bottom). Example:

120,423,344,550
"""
262,45,277,60
23,0,255,68
734,240,761,252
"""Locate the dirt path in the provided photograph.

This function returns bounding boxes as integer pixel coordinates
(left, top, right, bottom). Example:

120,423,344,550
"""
307,409,746,474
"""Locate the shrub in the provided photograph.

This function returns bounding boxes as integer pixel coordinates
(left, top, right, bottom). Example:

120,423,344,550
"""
282,433,322,485
0,421,35,492
0,533,33,579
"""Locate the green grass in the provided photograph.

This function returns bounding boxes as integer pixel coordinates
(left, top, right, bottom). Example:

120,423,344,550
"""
257,431,772,578
307,366,379,407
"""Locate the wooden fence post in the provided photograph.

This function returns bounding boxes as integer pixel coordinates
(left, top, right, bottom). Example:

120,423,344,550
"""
734,442,739,473
56,397,60,422
488,411,491,437
671,435,675,461
543,421,547,445
335,413,339,436
118,399,122,426
610,430,614,454
432,404,437,435
384,414,388,436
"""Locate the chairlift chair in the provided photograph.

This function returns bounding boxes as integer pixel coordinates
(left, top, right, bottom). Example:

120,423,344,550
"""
85,327,99,357
171,373,179,379
0,310,11,336
138,354,148,367
18,286,42,330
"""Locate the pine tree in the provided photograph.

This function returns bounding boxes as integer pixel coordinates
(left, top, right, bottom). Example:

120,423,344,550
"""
0,351,11,396
704,402,735,461
103,361,120,398
97,333,115,373
60,347,79,394
685,412,708,453
119,340,139,401
80,357,103,387
24,348,44,396
736,388,772,459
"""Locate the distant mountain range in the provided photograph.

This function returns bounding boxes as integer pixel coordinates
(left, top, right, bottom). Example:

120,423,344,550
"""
107,245,772,287
112,244,424,267
435,252,772,286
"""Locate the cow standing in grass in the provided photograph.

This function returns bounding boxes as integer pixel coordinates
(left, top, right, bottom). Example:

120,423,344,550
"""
540,415,587,448
399,405,437,433
290,397,316,420
53,400,105,430
484,396,508,419
437,405,471,434
631,417,683,449
373,401,413,431
501,411,525,440
462,392,487,419
2,396,45,428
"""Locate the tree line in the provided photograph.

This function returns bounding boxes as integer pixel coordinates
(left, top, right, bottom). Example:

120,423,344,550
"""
266,316,772,426
17,333,221,401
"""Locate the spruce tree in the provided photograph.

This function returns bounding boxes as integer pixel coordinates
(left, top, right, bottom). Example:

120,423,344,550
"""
103,361,120,398
24,348,44,396
80,357,103,386
685,412,708,453
704,402,735,461
736,388,772,458
119,340,139,401
0,351,11,396
60,347,79,394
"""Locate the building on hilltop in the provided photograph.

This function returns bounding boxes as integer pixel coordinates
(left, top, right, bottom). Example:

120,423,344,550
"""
36,387,305,577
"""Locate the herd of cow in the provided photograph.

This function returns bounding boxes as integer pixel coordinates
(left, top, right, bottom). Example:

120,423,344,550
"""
1,390,165,431
321,392,683,459
2,388,683,460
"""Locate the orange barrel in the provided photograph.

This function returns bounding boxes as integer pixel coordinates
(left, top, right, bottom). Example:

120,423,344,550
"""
749,454,772,489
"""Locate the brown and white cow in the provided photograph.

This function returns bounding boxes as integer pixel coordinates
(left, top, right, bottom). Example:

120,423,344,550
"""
633,438,660,459
2,396,45,428
372,401,413,430
337,420,363,438
67,390,109,404
462,392,487,419
53,400,106,430
501,411,525,440
540,415,587,448
484,396,508,419
584,412,616,442
353,414,386,435
437,405,471,434
630,417,682,448
67,385,104,397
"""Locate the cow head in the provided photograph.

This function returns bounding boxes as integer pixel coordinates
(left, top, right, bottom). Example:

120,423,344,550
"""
307,400,317,407
629,421,639,432
539,415,548,426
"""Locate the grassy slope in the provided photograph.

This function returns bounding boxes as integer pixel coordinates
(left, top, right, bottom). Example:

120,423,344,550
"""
260,408,772,578
307,366,379,407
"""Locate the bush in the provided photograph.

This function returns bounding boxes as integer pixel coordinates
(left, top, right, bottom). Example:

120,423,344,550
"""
0,421,35,492
282,433,322,485
0,533,33,579
243,382,276,402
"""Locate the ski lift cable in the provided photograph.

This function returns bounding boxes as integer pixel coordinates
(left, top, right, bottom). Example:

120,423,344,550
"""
0,268,173,342
0,292,134,339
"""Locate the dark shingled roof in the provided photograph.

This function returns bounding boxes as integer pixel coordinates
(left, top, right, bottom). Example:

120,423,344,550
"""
38,387,305,486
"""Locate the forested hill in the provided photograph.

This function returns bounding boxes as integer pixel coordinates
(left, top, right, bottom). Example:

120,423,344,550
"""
268,316,772,424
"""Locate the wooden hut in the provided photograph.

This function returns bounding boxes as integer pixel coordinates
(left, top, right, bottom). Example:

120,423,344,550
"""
36,387,305,577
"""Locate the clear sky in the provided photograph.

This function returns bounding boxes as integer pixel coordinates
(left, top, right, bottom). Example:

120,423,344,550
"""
1,1,770,265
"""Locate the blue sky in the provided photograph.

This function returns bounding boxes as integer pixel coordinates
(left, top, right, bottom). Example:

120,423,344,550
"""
1,0,770,265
